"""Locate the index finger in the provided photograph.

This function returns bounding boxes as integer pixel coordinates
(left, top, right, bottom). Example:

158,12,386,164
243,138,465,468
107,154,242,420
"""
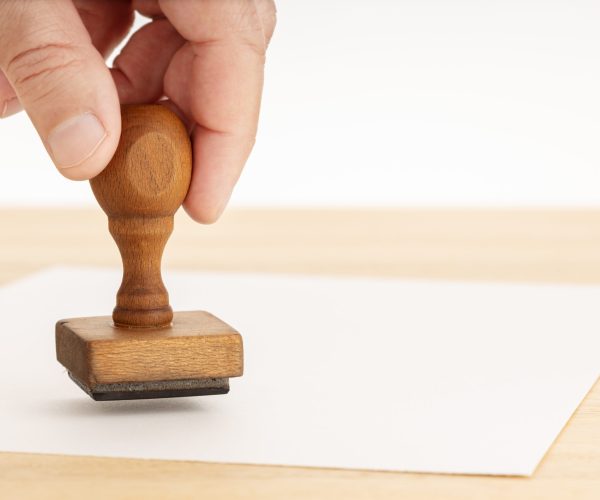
159,0,276,223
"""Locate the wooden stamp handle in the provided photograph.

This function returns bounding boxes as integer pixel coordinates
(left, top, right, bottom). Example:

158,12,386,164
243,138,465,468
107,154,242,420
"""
90,105,192,328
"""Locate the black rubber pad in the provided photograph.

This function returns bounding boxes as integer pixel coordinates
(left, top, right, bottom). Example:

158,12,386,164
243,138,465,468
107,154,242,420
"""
68,372,230,401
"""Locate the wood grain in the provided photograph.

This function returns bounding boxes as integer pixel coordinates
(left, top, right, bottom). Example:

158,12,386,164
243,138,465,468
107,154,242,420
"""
90,104,192,328
57,106,243,396
56,311,243,386
1,208,599,499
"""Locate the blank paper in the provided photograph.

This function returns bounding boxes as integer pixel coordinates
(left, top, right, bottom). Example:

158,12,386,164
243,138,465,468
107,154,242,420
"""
0,267,598,476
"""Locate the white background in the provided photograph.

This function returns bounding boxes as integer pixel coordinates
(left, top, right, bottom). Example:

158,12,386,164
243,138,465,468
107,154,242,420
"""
1,0,599,207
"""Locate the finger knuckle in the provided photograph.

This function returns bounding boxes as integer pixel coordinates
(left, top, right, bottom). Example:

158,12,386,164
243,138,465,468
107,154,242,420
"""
259,0,277,44
241,0,277,54
6,41,84,97
212,2,274,55
239,35,267,58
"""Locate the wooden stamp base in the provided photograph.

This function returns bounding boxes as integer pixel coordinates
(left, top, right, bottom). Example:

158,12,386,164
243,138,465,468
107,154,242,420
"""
55,311,243,400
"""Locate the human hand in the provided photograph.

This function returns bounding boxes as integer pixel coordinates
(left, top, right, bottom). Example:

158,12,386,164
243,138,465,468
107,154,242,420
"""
0,0,276,222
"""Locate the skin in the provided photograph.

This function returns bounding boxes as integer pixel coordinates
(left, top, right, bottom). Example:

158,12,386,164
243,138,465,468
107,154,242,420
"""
0,0,276,223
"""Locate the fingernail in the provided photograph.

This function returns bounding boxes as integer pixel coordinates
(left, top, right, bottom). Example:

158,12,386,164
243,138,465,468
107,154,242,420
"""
1,98,21,118
48,113,106,169
214,189,234,220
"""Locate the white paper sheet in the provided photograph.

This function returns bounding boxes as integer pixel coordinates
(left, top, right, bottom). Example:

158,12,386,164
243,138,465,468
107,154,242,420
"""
0,267,598,476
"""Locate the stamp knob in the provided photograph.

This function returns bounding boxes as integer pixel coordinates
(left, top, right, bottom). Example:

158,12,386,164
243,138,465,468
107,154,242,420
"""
90,104,192,327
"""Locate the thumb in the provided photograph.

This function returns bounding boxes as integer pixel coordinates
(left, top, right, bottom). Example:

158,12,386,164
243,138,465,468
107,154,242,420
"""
0,0,120,180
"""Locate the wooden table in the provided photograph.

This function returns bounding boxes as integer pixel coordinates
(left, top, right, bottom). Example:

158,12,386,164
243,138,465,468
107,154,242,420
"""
1,208,599,499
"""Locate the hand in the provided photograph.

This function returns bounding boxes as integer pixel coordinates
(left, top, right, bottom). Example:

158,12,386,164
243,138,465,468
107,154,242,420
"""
0,0,276,223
